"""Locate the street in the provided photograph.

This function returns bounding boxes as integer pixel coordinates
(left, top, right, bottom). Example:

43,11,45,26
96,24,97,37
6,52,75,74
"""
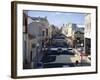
35,33,91,68
22,11,92,70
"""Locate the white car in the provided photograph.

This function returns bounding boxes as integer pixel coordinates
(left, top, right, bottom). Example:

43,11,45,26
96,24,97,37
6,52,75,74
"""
44,51,81,67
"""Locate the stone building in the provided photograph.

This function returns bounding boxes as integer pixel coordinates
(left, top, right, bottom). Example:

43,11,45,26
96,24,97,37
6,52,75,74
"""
23,11,51,68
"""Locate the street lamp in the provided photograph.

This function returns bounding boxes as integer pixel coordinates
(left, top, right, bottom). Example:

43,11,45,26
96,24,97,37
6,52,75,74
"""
80,43,84,66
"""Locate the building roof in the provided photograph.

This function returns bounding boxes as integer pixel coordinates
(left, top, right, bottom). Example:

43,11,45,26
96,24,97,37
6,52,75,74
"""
31,17,48,22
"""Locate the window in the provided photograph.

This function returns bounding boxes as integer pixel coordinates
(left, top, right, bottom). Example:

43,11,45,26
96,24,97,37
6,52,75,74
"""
42,30,45,37
46,28,48,36
32,43,36,48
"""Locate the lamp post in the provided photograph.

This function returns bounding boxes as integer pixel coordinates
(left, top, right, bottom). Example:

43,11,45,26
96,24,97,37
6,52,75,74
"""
80,43,84,66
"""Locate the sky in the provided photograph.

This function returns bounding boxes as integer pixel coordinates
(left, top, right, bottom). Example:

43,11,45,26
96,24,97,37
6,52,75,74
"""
27,10,86,28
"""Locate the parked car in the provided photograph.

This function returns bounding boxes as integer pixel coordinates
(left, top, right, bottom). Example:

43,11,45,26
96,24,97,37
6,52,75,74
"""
42,53,81,68
49,39,68,50
41,48,81,68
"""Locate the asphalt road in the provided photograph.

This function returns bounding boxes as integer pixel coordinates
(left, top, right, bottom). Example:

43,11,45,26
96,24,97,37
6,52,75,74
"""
36,33,91,68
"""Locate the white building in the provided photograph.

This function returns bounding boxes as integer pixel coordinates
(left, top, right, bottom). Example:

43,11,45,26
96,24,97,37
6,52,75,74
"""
84,14,91,55
84,14,91,38
61,23,77,38
61,23,78,47
61,24,68,37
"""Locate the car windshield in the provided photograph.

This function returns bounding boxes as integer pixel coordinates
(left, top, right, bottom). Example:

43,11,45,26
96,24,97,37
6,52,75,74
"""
54,36,65,39
51,40,68,47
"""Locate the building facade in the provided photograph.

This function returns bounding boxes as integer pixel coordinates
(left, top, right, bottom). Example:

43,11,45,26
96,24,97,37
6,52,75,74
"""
61,23,77,38
84,14,91,55
61,23,78,47
50,25,59,37
23,11,29,69
23,11,51,68
61,24,68,37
